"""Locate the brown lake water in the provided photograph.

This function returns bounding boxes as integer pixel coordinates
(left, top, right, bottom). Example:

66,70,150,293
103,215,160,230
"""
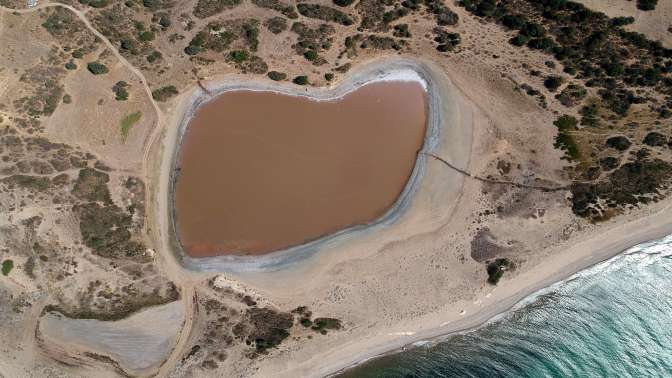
175,81,427,257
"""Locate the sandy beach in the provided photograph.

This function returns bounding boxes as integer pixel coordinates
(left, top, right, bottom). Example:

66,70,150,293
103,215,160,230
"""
143,55,672,377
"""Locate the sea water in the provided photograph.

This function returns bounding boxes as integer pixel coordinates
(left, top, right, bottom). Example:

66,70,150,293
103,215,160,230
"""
341,235,672,377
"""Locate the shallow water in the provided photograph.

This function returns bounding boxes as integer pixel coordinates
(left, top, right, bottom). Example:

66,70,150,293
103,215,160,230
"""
341,235,672,377
175,81,427,257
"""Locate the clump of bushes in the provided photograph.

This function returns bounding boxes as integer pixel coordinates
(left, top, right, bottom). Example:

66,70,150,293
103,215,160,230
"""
333,0,354,6
112,81,129,101
267,71,287,81
264,16,287,34
543,75,564,92
553,115,580,160
486,258,514,285
393,24,411,38
87,62,109,75
193,0,242,18
643,132,667,147
434,27,461,52
555,84,586,107
252,0,298,18
152,85,179,102
605,135,632,151
311,317,342,334
293,75,309,85
228,50,249,63
636,0,657,11
147,50,162,63
138,30,155,41
296,3,354,26
65,61,77,70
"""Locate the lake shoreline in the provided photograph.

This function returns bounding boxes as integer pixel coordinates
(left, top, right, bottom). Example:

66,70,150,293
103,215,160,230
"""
162,58,452,273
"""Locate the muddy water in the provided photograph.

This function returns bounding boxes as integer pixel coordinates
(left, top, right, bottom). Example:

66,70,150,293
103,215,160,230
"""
175,81,427,257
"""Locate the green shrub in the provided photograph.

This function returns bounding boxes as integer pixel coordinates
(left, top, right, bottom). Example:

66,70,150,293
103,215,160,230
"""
152,85,179,102
147,50,162,63
228,50,249,63
543,75,564,92
267,71,287,81
486,258,513,285
138,30,155,41
1,260,13,276
292,75,309,85
65,61,77,70
120,111,142,142
553,115,580,160
636,0,657,11
324,72,334,81
112,81,129,101
311,317,342,332
333,0,353,6
303,49,319,61
86,62,109,75
296,4,353,26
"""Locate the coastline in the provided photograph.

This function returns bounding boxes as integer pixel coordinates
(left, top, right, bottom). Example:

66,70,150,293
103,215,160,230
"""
319,198,672,377
159,57,460,273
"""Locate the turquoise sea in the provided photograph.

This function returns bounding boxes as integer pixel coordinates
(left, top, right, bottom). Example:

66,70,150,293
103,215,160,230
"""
340,235,672,377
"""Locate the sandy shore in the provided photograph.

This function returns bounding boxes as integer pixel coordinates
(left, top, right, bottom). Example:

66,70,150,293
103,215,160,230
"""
149,55,672,378
157,57,466,273
313,199,672,377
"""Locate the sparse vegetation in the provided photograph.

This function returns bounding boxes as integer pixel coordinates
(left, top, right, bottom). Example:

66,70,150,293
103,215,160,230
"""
297,4,354,26
120,111,142,142
252,0,298,18
553,115,580,160
193,0,242,18
152,85,178,102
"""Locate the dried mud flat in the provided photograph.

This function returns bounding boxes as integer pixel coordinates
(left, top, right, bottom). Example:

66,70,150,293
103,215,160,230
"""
38,301,185,376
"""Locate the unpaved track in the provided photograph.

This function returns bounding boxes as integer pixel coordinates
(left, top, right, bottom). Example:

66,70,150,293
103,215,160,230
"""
0,3,194,375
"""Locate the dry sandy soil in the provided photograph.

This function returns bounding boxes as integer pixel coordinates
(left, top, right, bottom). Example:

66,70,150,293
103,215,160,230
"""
0,0,671,377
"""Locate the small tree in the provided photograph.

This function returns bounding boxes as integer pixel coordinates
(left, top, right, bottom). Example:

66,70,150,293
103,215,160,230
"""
543,75,564,92
228,50,249,63
1,260,13,276
267,71,287,81
87,62,109,75
292,75,309,85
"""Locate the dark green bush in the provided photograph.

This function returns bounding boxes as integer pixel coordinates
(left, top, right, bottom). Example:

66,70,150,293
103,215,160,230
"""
138,30,155,41
86,62,109,75
152,85,179,102
229,50,250,63
486,258,513,285
267,71,287,81
636,0,657,11
292,75,309,85
543,75,564,92
1,260,13,276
